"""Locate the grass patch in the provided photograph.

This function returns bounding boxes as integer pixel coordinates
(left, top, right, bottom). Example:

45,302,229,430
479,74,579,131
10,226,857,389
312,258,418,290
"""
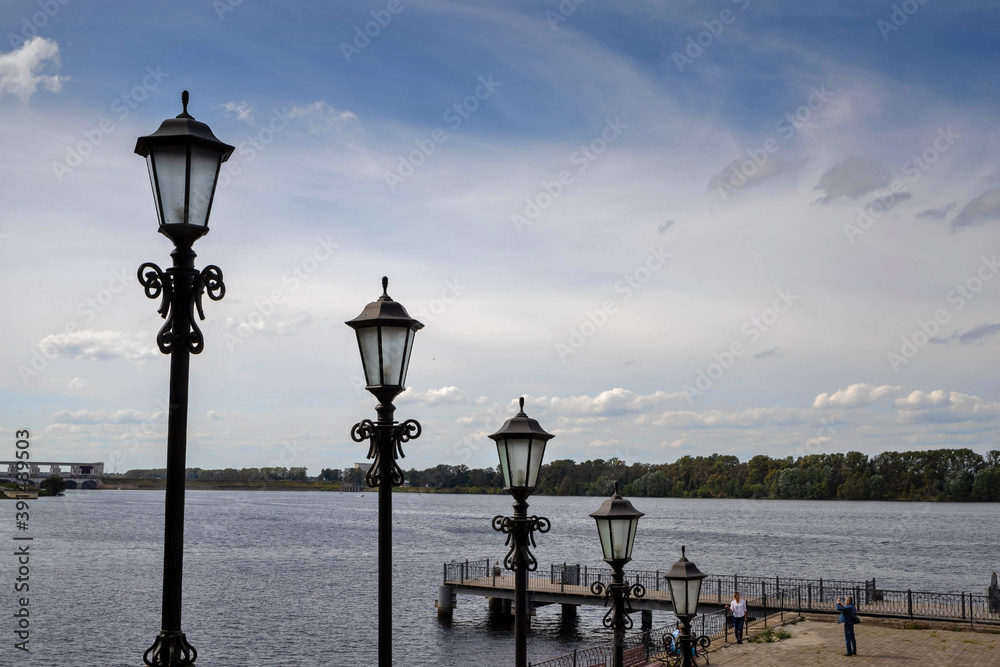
750,627,793,643
905,622,930,630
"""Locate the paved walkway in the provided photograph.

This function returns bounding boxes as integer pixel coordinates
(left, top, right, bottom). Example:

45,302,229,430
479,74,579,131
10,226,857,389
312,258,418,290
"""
707,618,1000,666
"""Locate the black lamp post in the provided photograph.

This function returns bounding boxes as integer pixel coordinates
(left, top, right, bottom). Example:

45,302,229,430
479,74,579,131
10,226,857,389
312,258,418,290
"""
589,483,645,667
663,546,708,667
135,91,233,666
490,397,554,667
346,277,424,667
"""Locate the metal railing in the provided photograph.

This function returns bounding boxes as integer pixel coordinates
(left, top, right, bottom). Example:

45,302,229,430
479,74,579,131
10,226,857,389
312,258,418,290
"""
443,559,870,601
527,590,789,667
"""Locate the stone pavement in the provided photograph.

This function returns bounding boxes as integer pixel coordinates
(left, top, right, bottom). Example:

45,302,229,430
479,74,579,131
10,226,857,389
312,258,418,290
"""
705,617,1000,666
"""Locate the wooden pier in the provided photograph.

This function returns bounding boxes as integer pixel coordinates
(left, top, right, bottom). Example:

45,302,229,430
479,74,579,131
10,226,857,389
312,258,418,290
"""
436,558,1000,630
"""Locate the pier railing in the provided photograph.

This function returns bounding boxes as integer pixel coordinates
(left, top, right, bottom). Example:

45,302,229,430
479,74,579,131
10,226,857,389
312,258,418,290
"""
445,557,1000,667
527,589,789,667
443,558,871,604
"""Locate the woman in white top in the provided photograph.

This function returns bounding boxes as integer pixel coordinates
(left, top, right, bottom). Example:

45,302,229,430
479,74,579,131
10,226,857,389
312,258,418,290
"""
726,591,747,643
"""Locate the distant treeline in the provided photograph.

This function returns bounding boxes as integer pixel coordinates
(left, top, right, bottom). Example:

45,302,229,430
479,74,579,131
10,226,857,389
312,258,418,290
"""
401,448,1000,501
123,467,309,482
120,448,1000,501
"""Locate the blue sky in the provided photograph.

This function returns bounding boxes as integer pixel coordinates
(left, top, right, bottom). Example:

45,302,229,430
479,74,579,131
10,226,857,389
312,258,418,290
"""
3,0,1000,476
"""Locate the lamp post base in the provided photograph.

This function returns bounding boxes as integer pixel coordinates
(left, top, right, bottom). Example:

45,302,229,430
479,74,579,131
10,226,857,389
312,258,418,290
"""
143,630,197,666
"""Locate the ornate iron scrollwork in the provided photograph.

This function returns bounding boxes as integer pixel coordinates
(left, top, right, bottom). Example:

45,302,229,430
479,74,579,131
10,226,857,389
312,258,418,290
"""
591,579,646,630
138,262,174,353
351,417,420,488
137,262,226,355
189,265,226,354
143,630,197,666
492,514,551,571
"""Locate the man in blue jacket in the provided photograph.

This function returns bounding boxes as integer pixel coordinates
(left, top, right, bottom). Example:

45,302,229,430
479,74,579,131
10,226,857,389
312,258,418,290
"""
836,596,858,656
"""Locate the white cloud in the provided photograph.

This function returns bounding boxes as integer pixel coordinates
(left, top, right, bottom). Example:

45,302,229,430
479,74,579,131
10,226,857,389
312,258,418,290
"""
952,187,1000,230
224,312,312,338
812,383,903,409
893,390,1000,420
39,330,157,361
652,406,807,428
222,100,255,123
286,101,359,133
398,386,472,405
531,388,690,417
50,408,162,425
0,37,66,102
812,158,890,205
707,155,786,193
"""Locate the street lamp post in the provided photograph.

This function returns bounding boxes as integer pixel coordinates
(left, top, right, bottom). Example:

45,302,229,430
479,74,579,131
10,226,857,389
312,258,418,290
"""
346,277,424,667
589,483,645,667
663,546,708,667
136,91,234,666
490,397,554,667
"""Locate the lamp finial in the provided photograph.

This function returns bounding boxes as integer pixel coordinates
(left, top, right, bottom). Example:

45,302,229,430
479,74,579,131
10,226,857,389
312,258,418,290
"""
381,276,389,297
518,396,525,413
177,90,193,119
681,545,686,559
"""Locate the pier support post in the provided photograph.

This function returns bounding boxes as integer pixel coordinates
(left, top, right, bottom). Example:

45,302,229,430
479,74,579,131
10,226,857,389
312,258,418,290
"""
562,603,578,620
435,585,456,619
641,609,652,631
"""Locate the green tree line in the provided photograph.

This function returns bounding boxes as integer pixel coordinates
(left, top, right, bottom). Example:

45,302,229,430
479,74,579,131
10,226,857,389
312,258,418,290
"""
403,448,1000,501
119,448,1000,501
123,467,309,482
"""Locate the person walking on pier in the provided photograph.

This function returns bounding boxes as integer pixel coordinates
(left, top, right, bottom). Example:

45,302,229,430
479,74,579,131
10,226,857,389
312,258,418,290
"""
836,596,858,656
726,591,747,644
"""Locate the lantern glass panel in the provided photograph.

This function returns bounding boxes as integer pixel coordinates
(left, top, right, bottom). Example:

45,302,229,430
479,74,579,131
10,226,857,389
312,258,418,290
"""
626,517,639,559
503,437,533,488
357,327,381,385
667,576,688,615
151,146,189,226
399,330,415,388
145,157,162,226
496,440,512,488
186,145,221,227
526,438,545,488
380,326,409,386
596,518,613,560
685,578,703,616
609,517,634,561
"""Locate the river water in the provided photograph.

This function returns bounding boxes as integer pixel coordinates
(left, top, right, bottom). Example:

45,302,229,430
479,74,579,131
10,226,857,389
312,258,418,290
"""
2,491,997,666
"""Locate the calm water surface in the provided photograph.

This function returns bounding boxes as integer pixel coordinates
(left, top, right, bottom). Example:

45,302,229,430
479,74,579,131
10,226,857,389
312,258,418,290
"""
2,491,997,666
